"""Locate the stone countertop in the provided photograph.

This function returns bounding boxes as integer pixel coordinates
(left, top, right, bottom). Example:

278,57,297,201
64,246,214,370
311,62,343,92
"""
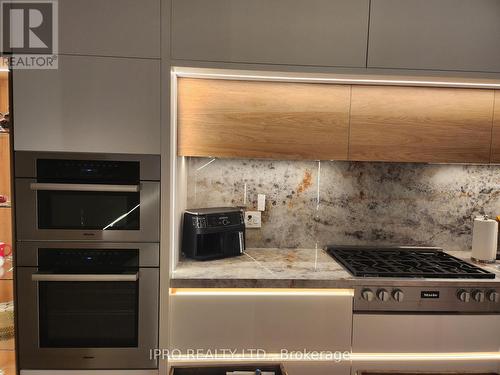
170,248,500,288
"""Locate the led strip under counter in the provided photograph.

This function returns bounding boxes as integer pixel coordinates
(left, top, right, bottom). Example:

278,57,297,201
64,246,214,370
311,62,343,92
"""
167,352,500,364
169,288,354,297
350,352,500,362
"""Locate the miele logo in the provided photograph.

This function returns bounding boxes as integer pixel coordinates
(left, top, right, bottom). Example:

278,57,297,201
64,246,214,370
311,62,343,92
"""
421,291,440,299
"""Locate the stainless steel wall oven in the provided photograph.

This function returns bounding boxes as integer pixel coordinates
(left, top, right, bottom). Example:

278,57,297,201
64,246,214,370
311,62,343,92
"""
15,152,161,371
17,242,159,369
15,152,160,242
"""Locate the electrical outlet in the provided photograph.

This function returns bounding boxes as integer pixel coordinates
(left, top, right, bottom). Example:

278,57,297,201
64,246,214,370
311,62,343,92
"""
244,211,261,228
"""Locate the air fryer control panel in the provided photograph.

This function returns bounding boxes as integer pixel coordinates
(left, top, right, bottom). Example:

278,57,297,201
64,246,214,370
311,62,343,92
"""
193,212,244,228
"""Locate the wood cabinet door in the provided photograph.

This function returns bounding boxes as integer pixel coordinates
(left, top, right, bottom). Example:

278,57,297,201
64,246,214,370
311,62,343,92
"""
177,78,351,160
492,91,500,163
349,86,495,163
172,0,369,68
368,0,500,72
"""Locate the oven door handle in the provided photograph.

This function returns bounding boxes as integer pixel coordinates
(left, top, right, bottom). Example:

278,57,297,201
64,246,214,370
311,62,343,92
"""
31,273,139,282
29,183,141,193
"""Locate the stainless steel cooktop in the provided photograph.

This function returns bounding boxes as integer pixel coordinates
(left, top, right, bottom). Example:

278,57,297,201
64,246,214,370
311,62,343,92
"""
326,245,495,279
326,245,499,313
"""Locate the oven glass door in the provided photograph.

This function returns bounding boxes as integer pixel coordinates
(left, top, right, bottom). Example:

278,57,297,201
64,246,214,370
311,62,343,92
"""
16,179,160,241
37,188,140,230
17,266,159,369
38,279,139,348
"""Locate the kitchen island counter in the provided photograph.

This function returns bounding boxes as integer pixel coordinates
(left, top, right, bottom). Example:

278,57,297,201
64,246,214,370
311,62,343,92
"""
171,248,500,288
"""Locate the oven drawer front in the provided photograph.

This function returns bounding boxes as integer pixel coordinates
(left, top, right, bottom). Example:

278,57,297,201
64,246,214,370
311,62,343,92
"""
17,267,159,369
353,313,500,353
15,179,160,242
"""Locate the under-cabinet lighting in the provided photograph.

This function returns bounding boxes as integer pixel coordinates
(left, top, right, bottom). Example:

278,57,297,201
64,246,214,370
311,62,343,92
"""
169,288,354,296
350,352,500,361
173,67,500,89
0,68,8,72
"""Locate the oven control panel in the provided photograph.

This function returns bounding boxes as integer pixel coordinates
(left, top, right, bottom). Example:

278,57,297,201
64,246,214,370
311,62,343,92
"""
355,286,500,313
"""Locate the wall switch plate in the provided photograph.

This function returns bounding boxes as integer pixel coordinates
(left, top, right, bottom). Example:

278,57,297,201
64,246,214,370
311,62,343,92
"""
257,194,266,211
244,211,261,228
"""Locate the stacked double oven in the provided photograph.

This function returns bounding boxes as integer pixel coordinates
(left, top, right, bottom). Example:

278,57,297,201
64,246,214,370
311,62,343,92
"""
15,152,160,373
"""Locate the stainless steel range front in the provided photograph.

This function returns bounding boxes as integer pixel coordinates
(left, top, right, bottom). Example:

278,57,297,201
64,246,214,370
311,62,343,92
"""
327,245,500,313
327,245,500,374
17,242,159,370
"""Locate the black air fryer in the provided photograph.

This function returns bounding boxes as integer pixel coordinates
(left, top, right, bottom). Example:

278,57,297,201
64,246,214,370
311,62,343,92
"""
182,207,245,261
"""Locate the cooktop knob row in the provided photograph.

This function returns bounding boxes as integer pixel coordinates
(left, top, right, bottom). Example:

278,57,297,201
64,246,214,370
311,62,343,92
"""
457,289,499,303
361,288,404,302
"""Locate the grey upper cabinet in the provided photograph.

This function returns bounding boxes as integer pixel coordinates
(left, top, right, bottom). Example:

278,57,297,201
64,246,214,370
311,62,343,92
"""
13,55,161,154
59,0,160,58
171,0,370,68
368,0,500,72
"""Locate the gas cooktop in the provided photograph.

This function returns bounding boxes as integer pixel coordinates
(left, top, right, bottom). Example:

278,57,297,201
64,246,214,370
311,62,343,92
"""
326,245,495,279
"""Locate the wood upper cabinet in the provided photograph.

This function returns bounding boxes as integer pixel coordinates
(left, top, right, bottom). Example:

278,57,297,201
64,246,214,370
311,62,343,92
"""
368,0,500,72
177,78,351,160
172,0,370,68
492,91,500,163
349,86,495,163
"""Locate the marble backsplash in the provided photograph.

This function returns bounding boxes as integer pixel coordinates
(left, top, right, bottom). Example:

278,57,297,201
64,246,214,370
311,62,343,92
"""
186,158,500,251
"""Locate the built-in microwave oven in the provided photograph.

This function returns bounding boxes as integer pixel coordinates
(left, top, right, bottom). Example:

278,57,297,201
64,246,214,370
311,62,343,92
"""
16,241,159,370
15,152,160,242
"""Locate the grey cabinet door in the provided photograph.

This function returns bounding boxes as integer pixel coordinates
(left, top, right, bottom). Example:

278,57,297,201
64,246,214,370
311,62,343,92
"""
368,0,500,72
13,56,160,154
59,0,160,58
172,0,369,68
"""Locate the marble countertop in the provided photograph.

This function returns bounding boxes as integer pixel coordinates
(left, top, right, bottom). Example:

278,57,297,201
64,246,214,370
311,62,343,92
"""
171,248,500,288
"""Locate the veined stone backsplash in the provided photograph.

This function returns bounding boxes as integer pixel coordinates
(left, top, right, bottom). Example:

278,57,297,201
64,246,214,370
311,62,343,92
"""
186,157,500,251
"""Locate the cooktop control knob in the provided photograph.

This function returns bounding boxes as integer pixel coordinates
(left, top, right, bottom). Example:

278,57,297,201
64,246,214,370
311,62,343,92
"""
361,289,375,302
487,290,500,303
377,289,390,302
472,290,485,303
457,289,471,303
392,289,404,302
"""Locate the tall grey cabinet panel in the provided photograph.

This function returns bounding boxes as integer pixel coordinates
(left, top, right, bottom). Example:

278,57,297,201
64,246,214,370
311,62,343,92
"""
13,55,161,154
171,0,370,68
59,0,160,58
368,0,500,72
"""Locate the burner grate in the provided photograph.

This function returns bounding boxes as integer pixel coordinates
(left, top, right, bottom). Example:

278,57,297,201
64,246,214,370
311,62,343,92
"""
326,246,495,279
